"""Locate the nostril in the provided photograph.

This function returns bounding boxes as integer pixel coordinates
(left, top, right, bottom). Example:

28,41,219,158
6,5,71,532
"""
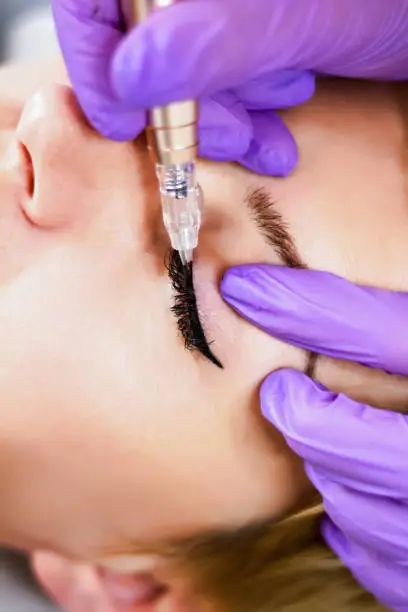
19,142,35,199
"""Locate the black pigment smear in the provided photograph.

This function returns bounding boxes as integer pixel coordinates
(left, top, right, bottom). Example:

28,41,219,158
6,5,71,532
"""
167,249,223,369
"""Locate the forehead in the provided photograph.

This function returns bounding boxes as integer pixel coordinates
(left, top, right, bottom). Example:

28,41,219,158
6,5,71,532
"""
261,81,408,291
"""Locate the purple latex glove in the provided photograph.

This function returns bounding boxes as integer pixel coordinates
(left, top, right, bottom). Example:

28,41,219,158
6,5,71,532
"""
51,0,408,176
221,264,408,611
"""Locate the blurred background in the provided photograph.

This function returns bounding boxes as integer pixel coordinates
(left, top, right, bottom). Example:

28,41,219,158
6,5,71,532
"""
0,2,59,610
0,0,58,62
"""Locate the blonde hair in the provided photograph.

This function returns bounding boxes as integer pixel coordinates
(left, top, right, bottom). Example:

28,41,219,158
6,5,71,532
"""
158,504,387,612
107,392,402,611
108,479,389,611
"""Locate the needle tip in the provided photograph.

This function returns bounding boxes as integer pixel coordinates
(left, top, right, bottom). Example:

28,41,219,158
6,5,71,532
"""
179,249,193,266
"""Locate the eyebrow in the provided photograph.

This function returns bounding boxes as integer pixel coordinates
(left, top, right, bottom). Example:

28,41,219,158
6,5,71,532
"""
245,186,317,376
245,187,306,269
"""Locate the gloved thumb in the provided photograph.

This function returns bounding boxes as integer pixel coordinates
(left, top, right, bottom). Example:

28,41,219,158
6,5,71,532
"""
322,518,408,612
112,0,405,108
112,0,281,108
221,264,408,377
260,369,408,498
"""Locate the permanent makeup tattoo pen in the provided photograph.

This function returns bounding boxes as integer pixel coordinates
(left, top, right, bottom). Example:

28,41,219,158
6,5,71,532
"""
123,0,202,266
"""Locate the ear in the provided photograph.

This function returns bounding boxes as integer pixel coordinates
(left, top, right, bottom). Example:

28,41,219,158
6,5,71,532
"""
32,552,199,612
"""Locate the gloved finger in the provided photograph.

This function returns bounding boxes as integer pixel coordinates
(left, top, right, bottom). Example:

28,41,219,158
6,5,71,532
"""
52,0,122,30
307,469,408,557
260,369,408,495
322,518,408,612
238,111,298,176
234,70,316,110
198,93,253,161
221,265,408,376
113,0,385,107
111,1,270,108
51,0,145,140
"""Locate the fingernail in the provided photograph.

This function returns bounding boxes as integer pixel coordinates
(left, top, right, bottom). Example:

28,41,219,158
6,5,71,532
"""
262,146,297,177
221,267,271,327
240,142,296,177
199,127,250,160
221,266,256,302
260,369,298,422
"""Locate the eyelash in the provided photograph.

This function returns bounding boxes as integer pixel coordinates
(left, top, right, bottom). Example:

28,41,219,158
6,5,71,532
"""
166,249,223,368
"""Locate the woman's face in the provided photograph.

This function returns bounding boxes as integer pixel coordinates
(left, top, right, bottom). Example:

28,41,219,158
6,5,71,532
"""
0,65,408,561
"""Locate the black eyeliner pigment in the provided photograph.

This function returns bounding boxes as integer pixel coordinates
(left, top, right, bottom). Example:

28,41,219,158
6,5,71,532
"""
168,249,223,369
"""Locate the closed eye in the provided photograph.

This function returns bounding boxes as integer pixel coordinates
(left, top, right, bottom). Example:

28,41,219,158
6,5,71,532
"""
167,249,223,369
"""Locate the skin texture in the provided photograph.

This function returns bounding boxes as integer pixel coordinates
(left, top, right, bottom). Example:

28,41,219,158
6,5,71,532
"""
0,61,408,609
220,263,408,611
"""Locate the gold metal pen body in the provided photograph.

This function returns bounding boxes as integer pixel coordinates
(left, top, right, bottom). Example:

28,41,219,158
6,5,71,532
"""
122,0,202,264
122,0,198,167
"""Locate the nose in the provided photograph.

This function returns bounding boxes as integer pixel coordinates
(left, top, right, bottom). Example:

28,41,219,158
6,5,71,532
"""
15,84,154,235
16,84,96,227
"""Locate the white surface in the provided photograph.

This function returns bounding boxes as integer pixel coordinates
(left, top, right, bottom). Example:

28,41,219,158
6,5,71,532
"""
4,6,58,61
0,550,58,611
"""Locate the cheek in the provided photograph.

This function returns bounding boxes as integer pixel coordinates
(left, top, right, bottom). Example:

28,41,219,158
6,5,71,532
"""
227,320,307,384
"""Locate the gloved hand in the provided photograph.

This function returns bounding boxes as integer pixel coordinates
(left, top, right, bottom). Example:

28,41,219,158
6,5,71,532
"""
52,0,408,176
221,264,408,612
